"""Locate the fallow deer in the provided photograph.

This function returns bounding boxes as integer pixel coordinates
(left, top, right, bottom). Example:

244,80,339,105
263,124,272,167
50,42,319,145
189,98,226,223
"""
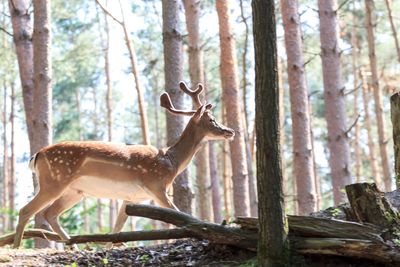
13,82,234,248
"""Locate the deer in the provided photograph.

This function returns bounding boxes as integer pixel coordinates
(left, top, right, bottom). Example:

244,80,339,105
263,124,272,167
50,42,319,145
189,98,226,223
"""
13,82,235,248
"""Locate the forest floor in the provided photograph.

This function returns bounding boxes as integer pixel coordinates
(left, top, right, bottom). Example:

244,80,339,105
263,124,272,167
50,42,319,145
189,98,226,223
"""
0,238,395,267
0,239,256,267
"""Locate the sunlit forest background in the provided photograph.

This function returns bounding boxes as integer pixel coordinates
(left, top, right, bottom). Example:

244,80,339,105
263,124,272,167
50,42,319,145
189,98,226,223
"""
1,0,400,248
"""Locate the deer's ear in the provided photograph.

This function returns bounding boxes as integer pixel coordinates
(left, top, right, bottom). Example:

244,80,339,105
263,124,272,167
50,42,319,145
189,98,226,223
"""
193,103,207,122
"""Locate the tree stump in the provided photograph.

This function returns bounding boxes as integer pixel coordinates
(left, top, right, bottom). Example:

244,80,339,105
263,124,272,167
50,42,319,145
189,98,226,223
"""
391,92,400,189
345,183,400,229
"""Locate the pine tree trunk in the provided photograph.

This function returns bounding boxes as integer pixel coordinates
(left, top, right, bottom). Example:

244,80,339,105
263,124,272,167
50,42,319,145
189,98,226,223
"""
32,0,53,248
2,83,9,232
183,0,212,221
365,0,392,191
8,0,35,154
8,82,15,231
361,68,383,187
118,0,150,145
101,9,116,230
238,0,257,217
351,11,362,183
281,0,317,215
162,0,192,214
216,0,250,217
209,141,222,223
318,0,352,204
252,0,288,265
385,0,400,62
222,108,232,220
278,58,288,211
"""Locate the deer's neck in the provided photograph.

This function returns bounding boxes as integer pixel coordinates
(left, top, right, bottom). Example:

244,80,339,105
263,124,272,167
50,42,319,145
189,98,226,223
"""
166,123,204,175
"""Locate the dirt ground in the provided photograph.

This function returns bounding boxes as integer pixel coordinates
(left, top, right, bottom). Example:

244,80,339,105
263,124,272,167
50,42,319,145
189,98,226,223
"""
0,239,256,267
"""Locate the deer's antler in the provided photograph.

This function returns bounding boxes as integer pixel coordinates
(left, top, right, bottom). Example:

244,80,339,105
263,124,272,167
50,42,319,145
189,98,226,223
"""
160,92,196,116
179,82,203,108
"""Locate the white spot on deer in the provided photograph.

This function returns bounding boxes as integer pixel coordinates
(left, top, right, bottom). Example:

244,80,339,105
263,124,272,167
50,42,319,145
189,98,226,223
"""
59,160,63,164
69,151,73,155
138,164,143,169
57,151,61,154
68,168,72,174
54,157,58,162
64,151,67,154
120,163,124,167
56,169,60,174
66,162,70,166
127,165,132,169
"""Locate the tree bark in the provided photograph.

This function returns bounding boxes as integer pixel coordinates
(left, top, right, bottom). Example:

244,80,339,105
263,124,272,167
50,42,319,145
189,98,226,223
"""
2,83,9,232
384,0,400,62
8,0,34,154
162,0,192,213
365,0,392,191
8,82,15,231
281,0,317,215
252,0,288,265
182,0,212,221
216,0,250,217
32,0,53,248
360,68,382,188
209,141,222,223
351,9,362,183
318,0,352,204
391,92,400,189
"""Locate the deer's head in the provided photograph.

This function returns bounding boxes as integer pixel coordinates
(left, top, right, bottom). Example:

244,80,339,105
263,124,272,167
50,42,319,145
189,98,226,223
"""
160,82,235,141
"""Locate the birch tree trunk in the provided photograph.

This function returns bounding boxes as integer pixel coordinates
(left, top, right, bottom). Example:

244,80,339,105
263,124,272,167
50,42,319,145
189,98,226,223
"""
216,0,250,217
281,0,317,215
162,0,192,213
318,0,352,204
32,0,53,248
182,0,212,221
365,0,392,191
252,0,288,264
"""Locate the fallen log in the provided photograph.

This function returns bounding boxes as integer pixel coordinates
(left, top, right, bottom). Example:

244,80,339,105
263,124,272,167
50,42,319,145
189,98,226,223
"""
292,237,400,263
125,204,258,250
235,215,385,242
0,229,62,247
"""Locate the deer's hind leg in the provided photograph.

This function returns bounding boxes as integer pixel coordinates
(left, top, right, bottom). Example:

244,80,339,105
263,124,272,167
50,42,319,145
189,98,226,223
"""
43,188,84,241
13,186,67,248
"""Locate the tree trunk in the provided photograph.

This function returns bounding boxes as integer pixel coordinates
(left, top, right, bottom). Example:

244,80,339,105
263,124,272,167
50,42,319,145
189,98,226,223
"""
182,0,212,221
365,0,392,191
278,58,289,212
216,0,250,217
100,7,116,230
391,93,400,189
32,0,53,248
281,0,317,215
209,141,222,223
351,9,362,183
318,0,352,204
117,0,150,146
8,82,15,231
222,130,232,220
2,83,9,232
361,68,382,187
162,0,192,214
384,0,400,62
252,0,288,265
8,0,35,154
